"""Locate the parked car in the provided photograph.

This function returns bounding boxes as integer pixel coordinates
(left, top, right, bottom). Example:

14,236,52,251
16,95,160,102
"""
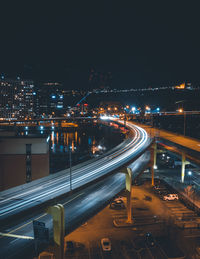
153,185,161,190
163,194,178,201
154,187,168,196
145,232,156,247
110,199,125,209
101,238,112,251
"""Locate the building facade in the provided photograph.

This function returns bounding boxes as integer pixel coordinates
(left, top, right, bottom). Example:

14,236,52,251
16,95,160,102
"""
0,135,49,191
35,82,64,117
0,77,35,119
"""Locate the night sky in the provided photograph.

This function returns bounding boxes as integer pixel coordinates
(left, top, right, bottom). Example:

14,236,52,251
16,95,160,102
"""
0,1,200,89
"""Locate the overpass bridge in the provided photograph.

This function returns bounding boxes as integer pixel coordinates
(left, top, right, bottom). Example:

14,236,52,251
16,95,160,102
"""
0,120,153,259
133,122,200,181
1,119,200,258
0,116,95,124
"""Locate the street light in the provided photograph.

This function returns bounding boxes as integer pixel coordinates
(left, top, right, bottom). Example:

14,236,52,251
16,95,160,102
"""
178,108,186,136
145,106,150,111
184,111,186,136
132,107,136,113
69,145,72,192
176,100,186,136
69,144,76,192
188,171,192,185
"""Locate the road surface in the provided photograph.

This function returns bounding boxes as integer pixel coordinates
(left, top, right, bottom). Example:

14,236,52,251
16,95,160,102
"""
0,122,150,222
0,152,150,259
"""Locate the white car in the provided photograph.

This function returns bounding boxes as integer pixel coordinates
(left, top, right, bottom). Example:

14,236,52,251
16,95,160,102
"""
101,238,111,251
163,194,178,201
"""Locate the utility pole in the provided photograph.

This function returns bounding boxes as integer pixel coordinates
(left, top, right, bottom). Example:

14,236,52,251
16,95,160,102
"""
184,111,186,136
69,144,72,192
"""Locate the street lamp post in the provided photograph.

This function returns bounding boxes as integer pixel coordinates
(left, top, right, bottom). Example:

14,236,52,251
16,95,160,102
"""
69,145,72,192
176,100,186,136
188,171,192,185
178,108,186,136
184,111,186,136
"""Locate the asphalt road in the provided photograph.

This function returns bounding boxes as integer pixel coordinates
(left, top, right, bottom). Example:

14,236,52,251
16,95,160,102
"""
0,151,150,259
134,122,200,153
0,122,150,221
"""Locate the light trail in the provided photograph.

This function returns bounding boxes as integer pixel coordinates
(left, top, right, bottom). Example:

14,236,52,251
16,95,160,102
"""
0,121,150,219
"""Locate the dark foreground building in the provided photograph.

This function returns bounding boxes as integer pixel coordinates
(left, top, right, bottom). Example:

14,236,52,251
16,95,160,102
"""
0,134,49,191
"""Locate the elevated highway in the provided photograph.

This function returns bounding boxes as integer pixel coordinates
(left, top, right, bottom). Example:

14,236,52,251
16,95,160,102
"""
134,123,200,165
0,121,150,222
0,121,152,258
0,152,150,259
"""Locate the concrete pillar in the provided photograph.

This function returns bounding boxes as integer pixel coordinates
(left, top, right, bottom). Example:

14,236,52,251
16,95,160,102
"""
149,141,156,187
47,204,65,259
151,166,154,187
125,168,133,223
181,152,186,183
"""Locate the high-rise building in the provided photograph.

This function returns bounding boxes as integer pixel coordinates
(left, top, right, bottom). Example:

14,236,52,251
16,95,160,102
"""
35,82,64,117
0,77,35,119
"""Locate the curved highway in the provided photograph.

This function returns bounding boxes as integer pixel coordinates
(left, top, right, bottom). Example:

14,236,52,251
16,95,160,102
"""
0,121,150,221
0,152,150,259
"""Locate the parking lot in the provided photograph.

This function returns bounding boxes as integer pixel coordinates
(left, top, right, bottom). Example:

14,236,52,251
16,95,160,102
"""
63,180,198,258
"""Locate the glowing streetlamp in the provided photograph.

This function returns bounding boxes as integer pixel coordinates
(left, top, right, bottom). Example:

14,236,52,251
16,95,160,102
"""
145,106,151,113
188,171,192,185
132,107,136,113
69,145,72,192
178,108,186,136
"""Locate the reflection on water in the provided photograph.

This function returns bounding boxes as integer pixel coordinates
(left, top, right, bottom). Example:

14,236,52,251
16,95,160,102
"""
49,123,125,173
17,122,125,174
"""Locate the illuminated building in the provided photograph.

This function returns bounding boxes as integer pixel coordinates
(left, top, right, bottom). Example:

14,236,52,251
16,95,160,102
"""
35,82,64,117
0,77,35,119
175,82,185,89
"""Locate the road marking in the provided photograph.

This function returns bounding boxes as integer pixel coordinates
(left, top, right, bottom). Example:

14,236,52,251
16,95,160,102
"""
0,192,84,238
0,232,34,240
0,213,47,239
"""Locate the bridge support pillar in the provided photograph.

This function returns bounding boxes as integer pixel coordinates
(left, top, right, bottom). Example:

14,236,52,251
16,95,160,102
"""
47,204,65,259
151,166,154,187
126,168,133,223
149,141,157,187
181,152,186,183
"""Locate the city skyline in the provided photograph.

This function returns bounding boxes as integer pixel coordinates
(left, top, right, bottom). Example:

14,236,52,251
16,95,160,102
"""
2,2,200,258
